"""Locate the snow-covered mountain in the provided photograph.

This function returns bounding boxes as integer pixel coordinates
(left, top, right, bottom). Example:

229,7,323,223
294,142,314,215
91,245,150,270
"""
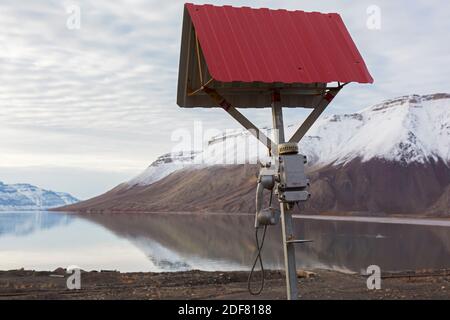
300,93,450,166
129,93,450,187
128,151,199,187
0,181,79,211
60,93,450,216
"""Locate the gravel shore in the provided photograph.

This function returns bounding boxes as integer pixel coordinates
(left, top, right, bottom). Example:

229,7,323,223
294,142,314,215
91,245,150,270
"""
1,268,450,300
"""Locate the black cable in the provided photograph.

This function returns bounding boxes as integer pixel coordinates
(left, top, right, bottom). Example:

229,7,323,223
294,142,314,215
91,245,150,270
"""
247,190,273,296
247,225,267,295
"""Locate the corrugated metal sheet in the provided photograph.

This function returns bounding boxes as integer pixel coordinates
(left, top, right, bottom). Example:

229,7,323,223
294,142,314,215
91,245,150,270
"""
186,3,373,84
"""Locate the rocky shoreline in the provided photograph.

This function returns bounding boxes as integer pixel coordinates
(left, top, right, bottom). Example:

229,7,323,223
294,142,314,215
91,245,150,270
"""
1,268,449,300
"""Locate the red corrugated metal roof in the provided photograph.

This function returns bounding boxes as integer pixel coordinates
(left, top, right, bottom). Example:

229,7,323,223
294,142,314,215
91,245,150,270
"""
186,3,373,84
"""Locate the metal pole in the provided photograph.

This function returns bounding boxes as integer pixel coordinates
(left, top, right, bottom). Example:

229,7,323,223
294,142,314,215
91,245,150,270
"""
280,204,298,300
271,97,299,300
272,102,285,144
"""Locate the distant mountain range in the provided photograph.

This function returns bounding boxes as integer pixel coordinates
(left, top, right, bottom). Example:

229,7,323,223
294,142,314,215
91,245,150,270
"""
0,181,78,211
58,93,450,217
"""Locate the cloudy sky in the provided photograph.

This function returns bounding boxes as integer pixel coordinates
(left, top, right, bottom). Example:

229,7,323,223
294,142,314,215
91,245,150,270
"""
0,0,449,199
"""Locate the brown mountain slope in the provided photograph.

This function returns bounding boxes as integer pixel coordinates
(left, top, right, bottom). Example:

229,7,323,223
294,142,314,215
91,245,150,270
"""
58,165,259,213
303,158,450,215
57,159,450,216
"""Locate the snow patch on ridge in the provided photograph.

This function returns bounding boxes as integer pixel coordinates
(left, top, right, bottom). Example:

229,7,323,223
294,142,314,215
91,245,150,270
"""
127,151,200,187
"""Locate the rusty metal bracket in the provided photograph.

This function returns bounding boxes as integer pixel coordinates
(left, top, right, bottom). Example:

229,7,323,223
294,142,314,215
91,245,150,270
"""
288,87,342,143
202,86,277,154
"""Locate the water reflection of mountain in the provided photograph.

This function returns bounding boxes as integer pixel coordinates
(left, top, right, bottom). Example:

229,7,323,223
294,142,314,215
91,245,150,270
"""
79,213,285,271
79,213,450,273
0,211,74,237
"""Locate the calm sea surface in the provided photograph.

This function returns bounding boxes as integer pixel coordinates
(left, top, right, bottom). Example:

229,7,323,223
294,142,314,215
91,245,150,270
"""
1,211,450,273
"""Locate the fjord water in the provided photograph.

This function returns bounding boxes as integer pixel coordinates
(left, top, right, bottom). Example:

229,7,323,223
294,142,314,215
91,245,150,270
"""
1,211,450,273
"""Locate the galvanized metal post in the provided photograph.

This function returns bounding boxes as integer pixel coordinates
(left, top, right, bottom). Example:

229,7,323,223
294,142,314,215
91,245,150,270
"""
272,102,285,145
271,96,299,300
279,203,298,300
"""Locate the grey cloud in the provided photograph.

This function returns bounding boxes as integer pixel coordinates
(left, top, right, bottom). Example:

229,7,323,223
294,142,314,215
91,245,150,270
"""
0,0,449,197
